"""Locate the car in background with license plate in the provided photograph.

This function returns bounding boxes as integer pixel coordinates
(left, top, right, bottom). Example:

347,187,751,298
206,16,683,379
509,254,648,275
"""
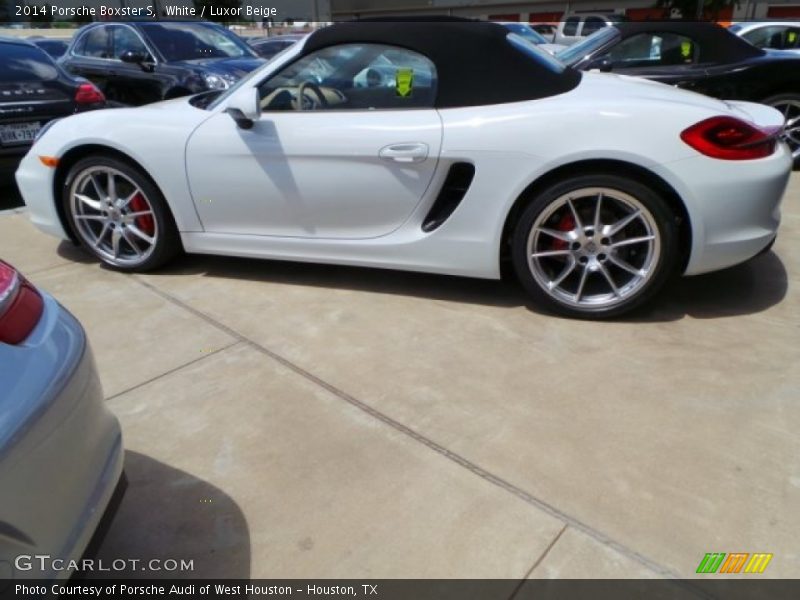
0,37,105,181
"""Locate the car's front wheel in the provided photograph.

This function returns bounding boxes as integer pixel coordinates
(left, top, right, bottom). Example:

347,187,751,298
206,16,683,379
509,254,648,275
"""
63,156,180,271
511,174,678,319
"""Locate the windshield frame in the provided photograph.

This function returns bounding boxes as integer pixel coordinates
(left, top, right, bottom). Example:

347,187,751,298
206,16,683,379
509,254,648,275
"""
556,26,620,67
506,32,567,74
502,23,550,45
138,22,257,62
207,38,305,111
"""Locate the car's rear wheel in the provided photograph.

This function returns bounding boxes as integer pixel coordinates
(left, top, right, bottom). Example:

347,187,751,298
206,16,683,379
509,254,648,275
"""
63,156,180,271
763,93,800,169
511,174,678,319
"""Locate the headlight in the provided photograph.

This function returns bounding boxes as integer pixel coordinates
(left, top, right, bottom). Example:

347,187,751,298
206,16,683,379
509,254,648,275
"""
202,73,237,90
33,118,60,146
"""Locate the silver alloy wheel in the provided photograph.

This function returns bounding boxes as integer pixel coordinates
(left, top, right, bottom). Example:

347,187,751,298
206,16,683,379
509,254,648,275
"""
770,99,800,161
526,187,661,310
68,166,158,267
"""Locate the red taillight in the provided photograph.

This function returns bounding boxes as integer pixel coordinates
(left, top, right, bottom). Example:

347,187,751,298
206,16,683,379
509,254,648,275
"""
680,116,780,160
0,261,44,345
74,82,105,105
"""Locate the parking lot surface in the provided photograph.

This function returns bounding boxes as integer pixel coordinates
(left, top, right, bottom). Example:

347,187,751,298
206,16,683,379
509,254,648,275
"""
1,174,798,581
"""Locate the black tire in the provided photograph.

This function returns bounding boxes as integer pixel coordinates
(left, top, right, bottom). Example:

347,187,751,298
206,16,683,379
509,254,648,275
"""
762,93,800,170
511,174,679,319
63,155,181,272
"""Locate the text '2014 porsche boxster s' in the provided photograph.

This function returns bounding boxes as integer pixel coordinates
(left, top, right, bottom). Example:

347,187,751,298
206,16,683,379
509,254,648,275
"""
16,20,793,318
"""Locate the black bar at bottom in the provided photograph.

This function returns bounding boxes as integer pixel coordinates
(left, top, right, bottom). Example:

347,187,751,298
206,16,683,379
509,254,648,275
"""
1,579,799,600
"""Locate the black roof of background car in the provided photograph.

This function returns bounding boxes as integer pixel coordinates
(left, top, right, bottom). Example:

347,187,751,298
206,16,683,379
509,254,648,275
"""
302,18,581,108
613,21,765,63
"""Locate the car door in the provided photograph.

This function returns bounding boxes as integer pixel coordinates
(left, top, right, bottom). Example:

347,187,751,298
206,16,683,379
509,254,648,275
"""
61,25,115,95
107,25,163,105
185,43,443,239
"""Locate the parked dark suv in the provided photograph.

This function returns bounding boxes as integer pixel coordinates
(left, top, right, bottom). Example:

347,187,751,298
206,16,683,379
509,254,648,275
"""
0,37,105,180
60,21,265,106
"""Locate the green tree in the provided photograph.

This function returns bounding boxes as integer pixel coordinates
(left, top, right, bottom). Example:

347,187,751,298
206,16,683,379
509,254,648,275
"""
193,0,242,23
656,0,739,20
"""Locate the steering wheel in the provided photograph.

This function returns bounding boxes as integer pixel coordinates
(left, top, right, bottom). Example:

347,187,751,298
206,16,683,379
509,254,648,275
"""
296,81,328,110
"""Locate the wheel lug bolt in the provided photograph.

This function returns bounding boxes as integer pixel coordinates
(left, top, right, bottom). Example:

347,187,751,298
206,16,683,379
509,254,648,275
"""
579,257,588,264
598,253,607,261
570,242,581,251
601,238,610,245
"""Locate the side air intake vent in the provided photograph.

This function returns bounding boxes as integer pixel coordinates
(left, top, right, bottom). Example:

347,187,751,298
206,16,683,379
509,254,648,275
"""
421,162,475,232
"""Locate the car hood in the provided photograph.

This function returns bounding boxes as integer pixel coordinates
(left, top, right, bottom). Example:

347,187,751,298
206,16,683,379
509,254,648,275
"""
173,56,265,77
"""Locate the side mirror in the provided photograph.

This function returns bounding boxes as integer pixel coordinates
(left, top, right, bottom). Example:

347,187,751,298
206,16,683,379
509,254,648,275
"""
225,86,260,130
120,50,154,71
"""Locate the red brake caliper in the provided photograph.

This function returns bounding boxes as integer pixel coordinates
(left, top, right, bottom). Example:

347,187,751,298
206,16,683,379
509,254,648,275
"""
551,213,575,251
129,193,155,236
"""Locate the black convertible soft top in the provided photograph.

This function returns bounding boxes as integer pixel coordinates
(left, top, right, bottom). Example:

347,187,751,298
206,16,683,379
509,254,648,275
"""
302,18,582,108
614,22,764,64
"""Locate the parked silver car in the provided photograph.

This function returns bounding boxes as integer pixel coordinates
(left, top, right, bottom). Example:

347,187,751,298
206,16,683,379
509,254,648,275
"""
729,21,800,55
0,259,124,579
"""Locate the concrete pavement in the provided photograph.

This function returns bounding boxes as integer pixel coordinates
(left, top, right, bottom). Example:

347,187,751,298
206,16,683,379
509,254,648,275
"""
1,174,798,582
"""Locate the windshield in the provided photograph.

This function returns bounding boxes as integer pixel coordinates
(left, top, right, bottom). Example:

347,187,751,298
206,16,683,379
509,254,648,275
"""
507,33,566,74
0,43,58,81
502,23,549,45
139,22,255,62
556,27,619,66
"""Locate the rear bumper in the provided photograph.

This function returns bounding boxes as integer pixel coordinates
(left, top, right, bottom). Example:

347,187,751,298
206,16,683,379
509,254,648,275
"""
0,294,124,580
655,143,792,276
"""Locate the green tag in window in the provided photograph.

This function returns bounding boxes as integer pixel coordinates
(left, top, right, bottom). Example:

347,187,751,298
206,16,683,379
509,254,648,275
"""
681,40,693,58
396,68,414,97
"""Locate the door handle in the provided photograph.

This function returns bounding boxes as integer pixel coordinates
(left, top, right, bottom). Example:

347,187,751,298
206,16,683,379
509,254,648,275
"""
379,143,429,163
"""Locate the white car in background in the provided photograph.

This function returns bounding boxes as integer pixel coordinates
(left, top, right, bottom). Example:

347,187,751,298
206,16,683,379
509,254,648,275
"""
15,20,793,318
729,21,800,55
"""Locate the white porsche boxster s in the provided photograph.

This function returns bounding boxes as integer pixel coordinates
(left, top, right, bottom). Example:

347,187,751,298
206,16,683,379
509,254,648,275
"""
16,20,792,318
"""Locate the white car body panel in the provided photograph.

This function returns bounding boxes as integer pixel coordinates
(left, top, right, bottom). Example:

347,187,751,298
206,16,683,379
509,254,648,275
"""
15,37,792,281
186,109,442,238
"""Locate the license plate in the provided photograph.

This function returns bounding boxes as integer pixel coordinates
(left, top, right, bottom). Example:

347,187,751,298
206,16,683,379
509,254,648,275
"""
0,122,42,145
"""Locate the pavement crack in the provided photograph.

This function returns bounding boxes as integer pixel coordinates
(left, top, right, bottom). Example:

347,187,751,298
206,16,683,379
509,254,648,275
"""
508,524,568,599
131,276,710,591
105,340,241,402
